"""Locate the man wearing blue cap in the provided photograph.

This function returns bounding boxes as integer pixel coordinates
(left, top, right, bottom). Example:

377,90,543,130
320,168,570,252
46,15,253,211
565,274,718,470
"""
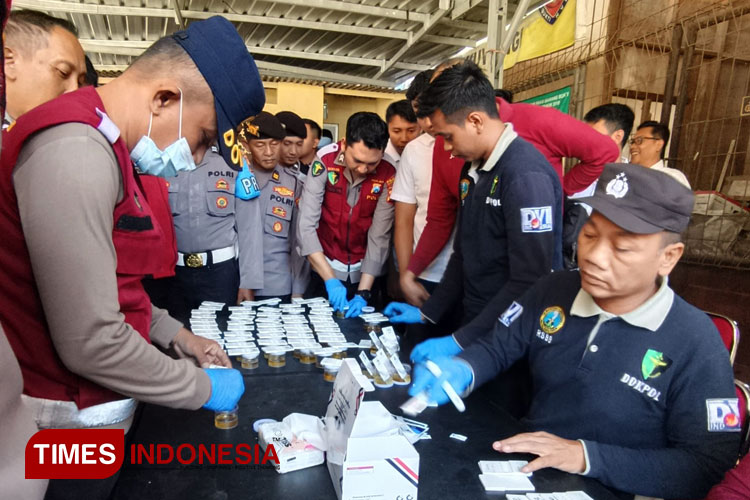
0,16,264,499
409,164,739,498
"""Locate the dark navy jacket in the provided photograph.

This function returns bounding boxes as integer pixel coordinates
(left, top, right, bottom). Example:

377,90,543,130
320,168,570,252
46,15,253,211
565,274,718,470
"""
460,270,739,498
422,128,562,346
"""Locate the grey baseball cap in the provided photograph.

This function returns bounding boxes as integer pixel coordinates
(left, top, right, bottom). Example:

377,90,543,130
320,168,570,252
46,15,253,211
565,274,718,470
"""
578,163,694,234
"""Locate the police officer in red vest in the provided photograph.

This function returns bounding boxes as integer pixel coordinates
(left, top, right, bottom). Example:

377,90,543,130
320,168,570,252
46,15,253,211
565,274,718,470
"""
297,112,396,317
0,17,263,498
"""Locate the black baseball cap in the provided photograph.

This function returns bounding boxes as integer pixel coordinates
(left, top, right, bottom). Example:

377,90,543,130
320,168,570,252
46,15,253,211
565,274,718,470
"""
275,111,307,139
172,16,265,167
238,112,285,142
578,163,694,234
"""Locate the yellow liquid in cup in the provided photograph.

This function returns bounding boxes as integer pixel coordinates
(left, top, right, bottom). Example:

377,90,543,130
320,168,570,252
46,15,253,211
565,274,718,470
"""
268,353,286,368
323,369,339,382
332,350,347,360
299,353,316,364
214,410,239,430
241,356,259,370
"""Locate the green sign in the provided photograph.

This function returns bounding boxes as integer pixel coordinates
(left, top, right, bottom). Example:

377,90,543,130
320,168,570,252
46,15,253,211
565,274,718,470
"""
522,86,571,114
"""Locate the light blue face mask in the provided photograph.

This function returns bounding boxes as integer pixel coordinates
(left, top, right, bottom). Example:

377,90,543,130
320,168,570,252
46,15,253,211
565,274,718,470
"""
130,88,197,177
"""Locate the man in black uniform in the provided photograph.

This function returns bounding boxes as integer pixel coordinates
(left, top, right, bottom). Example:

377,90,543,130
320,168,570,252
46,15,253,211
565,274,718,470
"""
385,61,562,364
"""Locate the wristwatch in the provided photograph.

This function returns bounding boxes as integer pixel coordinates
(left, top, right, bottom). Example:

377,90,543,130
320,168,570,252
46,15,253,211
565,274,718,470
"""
355,289,372,301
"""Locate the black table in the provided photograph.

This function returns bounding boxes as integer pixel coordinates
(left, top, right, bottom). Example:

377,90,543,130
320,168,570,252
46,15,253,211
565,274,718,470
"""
113,316,628,500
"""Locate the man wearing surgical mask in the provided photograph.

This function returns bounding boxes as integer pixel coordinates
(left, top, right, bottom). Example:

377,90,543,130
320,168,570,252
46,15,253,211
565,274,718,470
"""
0,17,264,499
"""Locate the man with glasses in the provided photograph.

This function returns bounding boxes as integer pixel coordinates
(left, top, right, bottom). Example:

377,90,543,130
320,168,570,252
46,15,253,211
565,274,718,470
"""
630,120,690,188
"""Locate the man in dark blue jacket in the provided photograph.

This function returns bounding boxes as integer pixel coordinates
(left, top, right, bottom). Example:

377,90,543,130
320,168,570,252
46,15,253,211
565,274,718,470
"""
385,60,562,361
410,163,739,498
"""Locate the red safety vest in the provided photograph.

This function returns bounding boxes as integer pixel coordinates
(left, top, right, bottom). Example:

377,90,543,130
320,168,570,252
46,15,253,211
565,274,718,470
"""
316,141,395,264
0,86,176,409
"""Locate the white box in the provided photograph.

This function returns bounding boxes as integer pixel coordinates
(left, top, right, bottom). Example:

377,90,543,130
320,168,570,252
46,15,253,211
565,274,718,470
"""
258,421,325,474
325,359,420,500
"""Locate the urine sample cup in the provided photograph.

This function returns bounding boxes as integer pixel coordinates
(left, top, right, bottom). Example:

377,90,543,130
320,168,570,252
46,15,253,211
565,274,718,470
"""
299,348,316,365
214,405,239,430
323,364,341,382
240,351,260,370
267,350,286,368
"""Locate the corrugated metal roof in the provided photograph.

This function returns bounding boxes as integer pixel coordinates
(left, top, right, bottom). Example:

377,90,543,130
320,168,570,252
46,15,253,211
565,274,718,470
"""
15,0,536,90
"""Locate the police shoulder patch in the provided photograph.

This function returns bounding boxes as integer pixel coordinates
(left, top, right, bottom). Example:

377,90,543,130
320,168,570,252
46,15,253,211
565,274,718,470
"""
521,206,553,233
498,301,523,327
460,178,471,201
539,306,565,334
706,398,742,432
312,161,325,177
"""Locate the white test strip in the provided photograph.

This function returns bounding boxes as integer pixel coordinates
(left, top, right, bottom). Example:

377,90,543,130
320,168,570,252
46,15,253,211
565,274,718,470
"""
449,433,467,441
424,360,465,413
358,352,377,377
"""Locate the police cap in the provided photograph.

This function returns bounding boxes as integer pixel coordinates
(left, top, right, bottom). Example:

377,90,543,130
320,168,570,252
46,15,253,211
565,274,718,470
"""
578,163,694,234
275,111,307,139
238,111,285,142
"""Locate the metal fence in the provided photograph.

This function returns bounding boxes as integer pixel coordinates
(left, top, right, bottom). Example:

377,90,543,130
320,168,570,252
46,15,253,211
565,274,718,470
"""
503,0,750,269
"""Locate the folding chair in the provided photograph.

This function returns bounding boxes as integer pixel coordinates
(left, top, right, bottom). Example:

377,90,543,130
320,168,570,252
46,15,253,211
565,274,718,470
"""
706,312,740,366
736,379,750,459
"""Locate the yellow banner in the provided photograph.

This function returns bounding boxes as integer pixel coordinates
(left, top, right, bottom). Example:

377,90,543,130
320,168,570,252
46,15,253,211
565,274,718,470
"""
503,0,576,70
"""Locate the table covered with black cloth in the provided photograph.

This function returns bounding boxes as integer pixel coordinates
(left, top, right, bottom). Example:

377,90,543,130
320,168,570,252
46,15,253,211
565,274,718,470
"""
113,315,629,500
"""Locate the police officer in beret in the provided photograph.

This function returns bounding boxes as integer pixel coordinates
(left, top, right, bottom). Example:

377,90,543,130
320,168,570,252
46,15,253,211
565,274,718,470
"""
0,16,261,498
410,164,738,498
276,110,312,296
236,112,308,302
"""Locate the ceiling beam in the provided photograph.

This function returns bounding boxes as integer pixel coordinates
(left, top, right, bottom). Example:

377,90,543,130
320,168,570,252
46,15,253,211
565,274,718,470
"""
254,60,394,88
422,34,478,47
171,0,185,29
13,0,412,40
375,0,450,77
91,61,396,89
79,39,431,72
437,17,487,31
451,0,485,20
256,0,429,23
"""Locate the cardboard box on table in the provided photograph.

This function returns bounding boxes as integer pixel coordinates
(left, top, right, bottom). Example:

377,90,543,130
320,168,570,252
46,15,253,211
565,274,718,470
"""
324,358,420,500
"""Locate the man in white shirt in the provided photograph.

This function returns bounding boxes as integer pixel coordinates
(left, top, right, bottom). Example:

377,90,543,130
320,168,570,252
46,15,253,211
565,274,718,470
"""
564,103,636,268
390,70,461,349
384,99,421,169
630,120,691,188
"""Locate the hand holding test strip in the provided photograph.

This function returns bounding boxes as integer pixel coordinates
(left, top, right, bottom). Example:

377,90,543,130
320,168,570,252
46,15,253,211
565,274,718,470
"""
424,360,465,413
401,358,471,415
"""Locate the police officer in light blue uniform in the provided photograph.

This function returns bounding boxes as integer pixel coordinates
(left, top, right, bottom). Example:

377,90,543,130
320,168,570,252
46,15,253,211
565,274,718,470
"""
276,111,313,297
156,145,250,319
236,112,308,302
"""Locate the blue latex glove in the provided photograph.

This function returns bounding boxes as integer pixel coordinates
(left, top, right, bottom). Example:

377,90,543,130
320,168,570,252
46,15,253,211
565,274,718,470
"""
383,302,424,324
408,357,473,405
324,278,348,312
410,335,462,364
202,368,245,411
345,295,367,318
